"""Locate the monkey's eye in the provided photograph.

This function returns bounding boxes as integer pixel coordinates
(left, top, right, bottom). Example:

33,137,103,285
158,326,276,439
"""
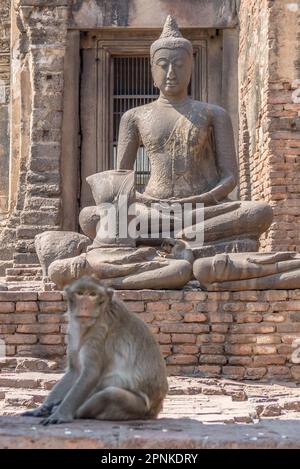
76,292,84,297
89,292,97,297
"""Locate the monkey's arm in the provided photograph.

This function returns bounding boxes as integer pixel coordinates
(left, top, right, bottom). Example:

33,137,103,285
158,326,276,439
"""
42,344,102,425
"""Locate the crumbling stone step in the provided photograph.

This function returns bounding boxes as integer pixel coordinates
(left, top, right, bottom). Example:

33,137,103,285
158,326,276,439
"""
0,372,62,390
6,268,43,276
0,357,61,373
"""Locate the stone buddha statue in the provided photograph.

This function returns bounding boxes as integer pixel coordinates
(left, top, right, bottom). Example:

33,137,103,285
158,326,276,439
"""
37,16,281,291
116,15,273,254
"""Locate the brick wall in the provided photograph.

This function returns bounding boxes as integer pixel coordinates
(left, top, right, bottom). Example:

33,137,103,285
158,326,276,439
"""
239,0,300,251
0,289,300,381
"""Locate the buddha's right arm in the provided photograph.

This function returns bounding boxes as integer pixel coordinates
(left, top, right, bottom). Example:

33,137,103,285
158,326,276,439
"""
116,110,140,170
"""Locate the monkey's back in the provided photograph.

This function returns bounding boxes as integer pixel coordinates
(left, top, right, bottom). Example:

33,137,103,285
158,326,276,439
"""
102,298,168,414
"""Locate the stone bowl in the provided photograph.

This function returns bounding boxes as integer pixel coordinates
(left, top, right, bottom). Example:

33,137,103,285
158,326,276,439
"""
86,170,135,205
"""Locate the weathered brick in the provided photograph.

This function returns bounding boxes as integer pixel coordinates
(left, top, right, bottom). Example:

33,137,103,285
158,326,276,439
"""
201,344,224,355
197,365,221,377
39,335,63,345
0,302,15,313
256,335,281,344
157,333,171,344
199,355,227,365
0,292,37,301
228,356,252,366
0,325,15,334
244,368,267,380
229,334,257,344
234,313,262,323
196,334,210,345
126,301,145,312
166,355,198,365
170,303,193,313
184,313,207,322
253,345,277,355
196,303,218,313
17,324,60,334
6,334,37,344
225,344,252,355
264,313,285,322
38,292,63,301
153,312,182,322
38,314,61,323
210,313,233,323
12,314,37,324
211,324,229,333
161,324,209,334
39,301,67,313
183,292,207,301
171,334,196,344
267,366,291,377
15,302,39,312
222,366,245,379
210,334,225,343
230,324,275,334
136,312,154,323
173,345,199,354
146,302,169,312
253,355,286,366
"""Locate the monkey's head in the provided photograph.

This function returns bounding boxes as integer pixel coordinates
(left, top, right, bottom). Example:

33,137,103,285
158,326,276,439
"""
65,276,114,324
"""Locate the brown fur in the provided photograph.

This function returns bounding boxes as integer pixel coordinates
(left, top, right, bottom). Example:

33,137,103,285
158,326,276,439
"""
23,276,168,424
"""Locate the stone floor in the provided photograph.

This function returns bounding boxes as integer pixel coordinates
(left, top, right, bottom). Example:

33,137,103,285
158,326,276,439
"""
1,358,300,448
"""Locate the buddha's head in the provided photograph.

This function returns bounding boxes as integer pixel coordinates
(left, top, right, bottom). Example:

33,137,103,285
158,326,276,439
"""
150,16,193,98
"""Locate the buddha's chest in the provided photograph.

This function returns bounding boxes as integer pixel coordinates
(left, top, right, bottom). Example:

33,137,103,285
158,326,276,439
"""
138,107,211,154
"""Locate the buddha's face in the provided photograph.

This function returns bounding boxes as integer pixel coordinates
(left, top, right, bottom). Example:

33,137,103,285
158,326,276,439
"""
151,47,192,98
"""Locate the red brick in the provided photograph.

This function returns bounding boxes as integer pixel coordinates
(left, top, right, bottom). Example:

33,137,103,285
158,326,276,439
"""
197,365,221,377
222,366,245,379
16,302,38,312
39,335,63,345
199,355,227,365
0,325,15,334
210,313,233,323
38,314,62,323
126,301,145,312
245,368,267,379
136,312,154,323
253,355,286,366
184,313,207,322
161,324,209,334
253,345,277,355
153,312,182,322
171,334,196,344
17,324,60,334
0,302,15,313
146,302,169,312
173,345,199,354
183,292,207,301
234,313,263,323
225,344,252,355
171,303,193,313
166,355,198,365
38,292,63,301
201,344,224,355
157,333,171,344
39,301,67,313
228,356,252,366
6,334,37,345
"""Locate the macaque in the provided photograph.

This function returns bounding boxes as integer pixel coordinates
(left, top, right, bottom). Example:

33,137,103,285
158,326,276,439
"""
23,276,168,424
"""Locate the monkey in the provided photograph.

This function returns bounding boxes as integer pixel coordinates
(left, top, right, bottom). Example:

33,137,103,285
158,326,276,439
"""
23,276,168,425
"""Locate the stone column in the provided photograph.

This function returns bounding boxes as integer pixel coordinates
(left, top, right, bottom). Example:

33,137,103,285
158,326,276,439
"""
12,0,70,266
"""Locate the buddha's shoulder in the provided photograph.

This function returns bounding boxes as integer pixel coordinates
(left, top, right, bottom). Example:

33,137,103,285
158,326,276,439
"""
120,102,156,124
190,100,230,118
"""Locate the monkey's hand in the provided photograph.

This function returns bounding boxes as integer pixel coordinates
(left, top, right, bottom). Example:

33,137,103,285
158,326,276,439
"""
41,409,73,426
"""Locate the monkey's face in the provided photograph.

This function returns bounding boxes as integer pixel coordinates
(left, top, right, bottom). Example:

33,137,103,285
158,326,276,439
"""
65,277,113,325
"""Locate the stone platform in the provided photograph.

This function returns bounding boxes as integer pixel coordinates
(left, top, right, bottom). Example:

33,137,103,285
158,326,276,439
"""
0,289,300,380
1,359,300,448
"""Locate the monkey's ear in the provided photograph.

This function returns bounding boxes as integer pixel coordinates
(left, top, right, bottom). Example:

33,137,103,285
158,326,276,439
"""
106,287,114,300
